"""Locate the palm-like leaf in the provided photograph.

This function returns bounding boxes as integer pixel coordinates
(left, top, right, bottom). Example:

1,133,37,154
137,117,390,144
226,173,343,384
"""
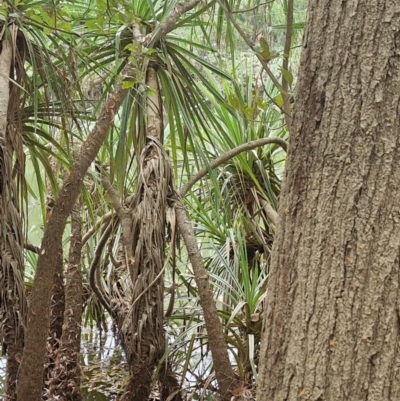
0,0,307,398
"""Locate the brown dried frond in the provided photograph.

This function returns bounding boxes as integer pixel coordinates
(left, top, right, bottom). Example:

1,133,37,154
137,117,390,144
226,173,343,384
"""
121,136,174,367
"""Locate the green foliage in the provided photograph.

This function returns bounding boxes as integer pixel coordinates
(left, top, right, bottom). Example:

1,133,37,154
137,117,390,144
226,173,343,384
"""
0,0,306,398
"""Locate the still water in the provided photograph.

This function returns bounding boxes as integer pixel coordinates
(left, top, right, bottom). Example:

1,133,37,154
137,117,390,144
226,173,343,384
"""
0,327,126,400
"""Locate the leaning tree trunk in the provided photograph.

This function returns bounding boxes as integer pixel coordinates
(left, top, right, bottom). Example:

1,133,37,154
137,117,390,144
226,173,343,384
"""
257,2,400,401
0,24,27,401
17,63,132,401
17,5,207,398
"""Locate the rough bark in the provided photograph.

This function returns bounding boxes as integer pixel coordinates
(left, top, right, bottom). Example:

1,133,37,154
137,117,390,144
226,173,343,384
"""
110,137,170,401
47,209,83,401
17,63,132,401
118,64,168,401
105,136,171,401
43,259,64,392
160,363,183,401
257,2,400,400
0,25,26,401
43,139,65,393
119,70,169,398
43,201,64,394
174,197,241,401
0,31,11,136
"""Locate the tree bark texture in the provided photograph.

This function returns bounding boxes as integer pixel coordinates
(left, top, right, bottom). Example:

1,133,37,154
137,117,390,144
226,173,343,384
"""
174,198,241,401
43,246,64,393
257,2,400,401
17,5,208,397
17,64,131,401
120,67,167,401
119,140,170,401
47,209,83,401
43,137,65,393
0,26,26,401
0,32,11,137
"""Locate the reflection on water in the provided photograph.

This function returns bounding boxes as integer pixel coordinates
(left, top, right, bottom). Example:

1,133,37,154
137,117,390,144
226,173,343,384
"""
80,326,127,400
0,357,6,395
0,327,126,401
82,388,111,401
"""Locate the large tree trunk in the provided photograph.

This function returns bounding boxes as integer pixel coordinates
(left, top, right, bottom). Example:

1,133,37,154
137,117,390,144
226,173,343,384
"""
257,2,400,400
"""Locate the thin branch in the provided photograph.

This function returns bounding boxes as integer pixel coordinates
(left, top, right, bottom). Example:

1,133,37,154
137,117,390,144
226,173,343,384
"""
178,137,288,197
151,0,203,45
282,0,294,127
81,212,113,246
230,1,273,14
102,178,127,220
215,0,284,93
24,242,40,254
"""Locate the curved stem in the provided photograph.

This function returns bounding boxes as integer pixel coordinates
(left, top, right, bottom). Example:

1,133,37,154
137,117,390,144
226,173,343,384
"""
178,137,288,197
81,212,113,246
89,221,113,315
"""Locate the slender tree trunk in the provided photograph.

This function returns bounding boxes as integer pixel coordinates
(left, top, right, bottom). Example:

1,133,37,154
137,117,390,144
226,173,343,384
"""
43,133,65,396
0,25,26,401
257,2,400,400
0,31,11,134
43,202,64,394
47,208,83,401
119,64,170,401
42,237,64,394
174,200,241,400
16,5,215,399
17,65,131,401
105,64,183,401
